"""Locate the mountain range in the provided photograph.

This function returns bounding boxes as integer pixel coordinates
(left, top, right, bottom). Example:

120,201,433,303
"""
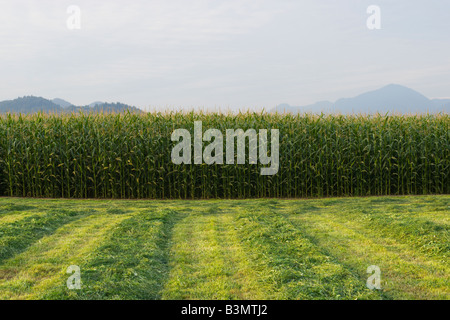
272,84,449,114
0,96,143,114
0,85,448,115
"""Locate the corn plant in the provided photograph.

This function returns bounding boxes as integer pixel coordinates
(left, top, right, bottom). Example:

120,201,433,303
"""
0,111,447,199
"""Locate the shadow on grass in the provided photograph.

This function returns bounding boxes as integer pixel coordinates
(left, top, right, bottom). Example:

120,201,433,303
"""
0,209,88,265
44,208,187,300
369,197,406,204
0,204,37,215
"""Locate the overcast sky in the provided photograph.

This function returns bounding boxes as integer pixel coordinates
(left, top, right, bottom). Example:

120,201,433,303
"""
1,0,449,111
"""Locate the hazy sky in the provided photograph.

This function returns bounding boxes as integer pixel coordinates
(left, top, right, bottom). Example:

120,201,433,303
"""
1,0,449,111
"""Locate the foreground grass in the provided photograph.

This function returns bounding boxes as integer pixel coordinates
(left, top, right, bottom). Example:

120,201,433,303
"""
0,196,448,300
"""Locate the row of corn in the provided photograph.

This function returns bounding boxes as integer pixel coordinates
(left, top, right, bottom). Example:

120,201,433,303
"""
0,111,447,199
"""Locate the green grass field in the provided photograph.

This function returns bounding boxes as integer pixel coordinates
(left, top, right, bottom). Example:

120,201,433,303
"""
0,195,448,300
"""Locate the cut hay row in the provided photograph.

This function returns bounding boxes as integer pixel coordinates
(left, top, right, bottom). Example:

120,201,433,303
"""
0,196,448,299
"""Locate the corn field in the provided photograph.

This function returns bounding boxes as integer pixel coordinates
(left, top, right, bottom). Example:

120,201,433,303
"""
0,112,448,199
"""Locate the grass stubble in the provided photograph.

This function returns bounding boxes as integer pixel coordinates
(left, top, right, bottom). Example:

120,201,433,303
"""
0,195,448,300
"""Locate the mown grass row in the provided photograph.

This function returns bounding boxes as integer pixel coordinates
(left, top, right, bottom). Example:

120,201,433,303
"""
0,208,88,264
0,112,448,199
0,212,132,299
231,205,380,299
284,196,450,299
43,208,179,300
0,196,448,299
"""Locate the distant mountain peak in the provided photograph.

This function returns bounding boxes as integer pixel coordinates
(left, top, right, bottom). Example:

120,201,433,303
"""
272,84,448,114
52,98,74,108
383,83,404,88
0,96,143,114
89,101,105,108
377,83,428,96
